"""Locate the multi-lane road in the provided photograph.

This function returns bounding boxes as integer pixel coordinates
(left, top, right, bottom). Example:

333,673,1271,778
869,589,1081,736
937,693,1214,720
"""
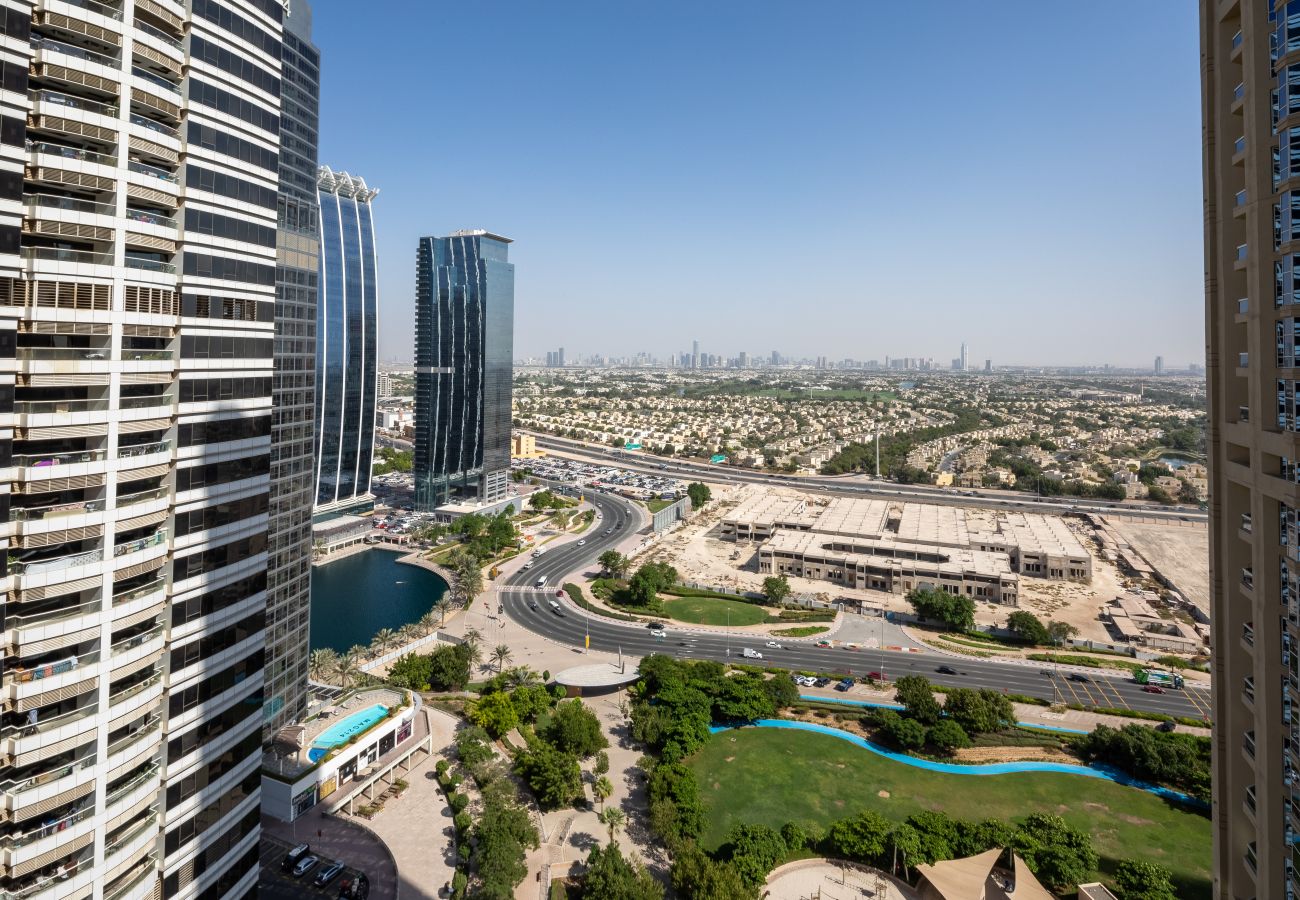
496,489,1212,723
527,433,1208,523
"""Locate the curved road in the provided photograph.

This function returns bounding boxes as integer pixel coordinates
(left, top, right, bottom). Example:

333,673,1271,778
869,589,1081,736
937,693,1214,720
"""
528,433,1207,523
495,490,1211,723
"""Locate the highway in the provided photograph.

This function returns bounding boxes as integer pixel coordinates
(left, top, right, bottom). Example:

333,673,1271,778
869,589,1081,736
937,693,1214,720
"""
526,433,1208,523
496,490,1212,723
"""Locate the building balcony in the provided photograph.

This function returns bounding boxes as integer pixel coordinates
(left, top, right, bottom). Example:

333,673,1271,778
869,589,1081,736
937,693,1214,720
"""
129,21,182,74
1,754,97,818
12,449,109,483
1233,81,1246,114
116,394,174,423
1243,620,1255,648
1242,512,1253,534
1,701,99,763
1233,135,1246,163
9,548,103,590
1242,567,1255,592
106,672,161,720
31,33,121,84
111,577,165,611
6,598,101,650
1245,729,1257,761
134,0,183,37
103,852,158,900
102,809,158,875
1236,297,1249,319
1244,675,1256,706
5,651,100,701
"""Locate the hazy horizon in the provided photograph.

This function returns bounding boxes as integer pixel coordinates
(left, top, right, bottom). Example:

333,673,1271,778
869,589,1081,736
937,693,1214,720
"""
313,1,1202,370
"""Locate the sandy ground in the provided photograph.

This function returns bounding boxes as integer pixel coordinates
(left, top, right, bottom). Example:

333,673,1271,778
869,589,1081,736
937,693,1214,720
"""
1107,520,1209,615
649,483,1138,642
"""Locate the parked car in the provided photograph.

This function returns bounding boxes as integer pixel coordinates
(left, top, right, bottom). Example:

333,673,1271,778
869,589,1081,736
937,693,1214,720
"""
293,855,320,878
814,677,832,688
834,677,854,692
315,861,346,887
282,843,311,872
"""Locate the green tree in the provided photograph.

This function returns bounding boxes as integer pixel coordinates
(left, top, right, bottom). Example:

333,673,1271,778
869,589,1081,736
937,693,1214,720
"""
722,823,787,890
1014,813,1099,892
509,683,553,722
761,575,792,605
876,710,926,750
598,806,628,845
370,627,398,657
906,586,975,631
579,842,663,900
491,643,513,673
469,690,520,738
1112,859,1178,900
826,810,892,864
1047,620,1079,647
309,647,338,683
599,549,631,578
473,789,540,900
926,718,971,753
594,750,610,776
447,547,484,609
670,843,753,900
544,699,609,758
893,675,942,724
516,743,582,809
686,482,712,507
943,687,1015,736
593,775,613,811
1006,610,1051,645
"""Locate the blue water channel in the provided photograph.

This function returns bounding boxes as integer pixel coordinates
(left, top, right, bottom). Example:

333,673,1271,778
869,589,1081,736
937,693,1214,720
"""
713,717,1206,810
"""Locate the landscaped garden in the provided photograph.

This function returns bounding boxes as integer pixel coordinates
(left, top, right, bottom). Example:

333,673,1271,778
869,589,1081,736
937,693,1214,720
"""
660,595,768,626
688,725,1211,898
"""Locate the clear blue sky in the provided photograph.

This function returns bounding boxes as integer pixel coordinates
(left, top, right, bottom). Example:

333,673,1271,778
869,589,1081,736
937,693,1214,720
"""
311,0,1202,369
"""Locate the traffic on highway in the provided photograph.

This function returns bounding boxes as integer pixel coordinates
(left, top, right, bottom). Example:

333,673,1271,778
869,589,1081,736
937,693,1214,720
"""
496,488,1211,723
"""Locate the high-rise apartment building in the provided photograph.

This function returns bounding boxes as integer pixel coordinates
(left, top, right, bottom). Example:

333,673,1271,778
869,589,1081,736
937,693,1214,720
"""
1203,3,1300,896
692,339,699,369
376,369,392,399
313,166,377,513
264,0,320,736
0,1,289,897
960,341,968,371
413,231,514,510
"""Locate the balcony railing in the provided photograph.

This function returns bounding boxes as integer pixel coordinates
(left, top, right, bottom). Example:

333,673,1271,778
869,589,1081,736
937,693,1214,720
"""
131,66,179,94
113,531,165,557
1240,351,1250,367
10,498,104,521
0,699,98,741
125,207,176,228
5,650,100,687
31,34,119,67
17,347,110,362
30,88,117,117
0,753,95,795
1243,621,1256,645
1246,730,1257,758
1239,297,1249,314
1234,30,1244,49
7,598,101,630
1243,567,1255,590
127,159,177,184
1236,135,1247,154
13,448,106,468
25,193,115,216
1244,676,1256,703
0,801,96,850
134,20,181,49
10,547,103,575
105,762,159,808
1237,189,1248,207
1242,513,1253,533
20,247,113,267
1247,784,1257,813
108,671,161,707
123,255,175,274
1235,82,1246,101
117,486,168,509
1238,243,1249,261
112,577,164,605
111,626,162,658
1240,405,1251,423
128,112,178,139
53,0,124,20
120,440,169,459
27,141,115,167
104,716,158,758
119,394,171,411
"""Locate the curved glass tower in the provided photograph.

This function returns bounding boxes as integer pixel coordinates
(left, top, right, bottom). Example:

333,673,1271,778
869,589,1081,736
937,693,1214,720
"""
314,167,378,511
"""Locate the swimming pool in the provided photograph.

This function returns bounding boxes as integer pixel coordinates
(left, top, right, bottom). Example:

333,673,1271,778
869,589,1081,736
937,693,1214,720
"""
712,718,1206,809
308,704,389,763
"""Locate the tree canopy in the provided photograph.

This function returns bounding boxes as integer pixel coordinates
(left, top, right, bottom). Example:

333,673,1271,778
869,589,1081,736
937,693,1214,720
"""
906,586,975,631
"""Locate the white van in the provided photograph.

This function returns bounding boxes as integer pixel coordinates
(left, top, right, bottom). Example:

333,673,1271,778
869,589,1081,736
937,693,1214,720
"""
535,575,548,589
742,648,763,660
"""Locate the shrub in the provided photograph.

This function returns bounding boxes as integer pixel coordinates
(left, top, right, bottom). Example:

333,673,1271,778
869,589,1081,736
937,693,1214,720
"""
449,792,470,814
453,811,472,833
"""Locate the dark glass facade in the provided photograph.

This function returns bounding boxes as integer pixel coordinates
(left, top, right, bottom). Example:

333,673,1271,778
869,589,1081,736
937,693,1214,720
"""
266,0,320,736
413,232,514,510
314,167,378,508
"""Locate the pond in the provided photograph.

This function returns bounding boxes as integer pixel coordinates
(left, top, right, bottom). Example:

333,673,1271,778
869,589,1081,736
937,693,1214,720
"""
310,549,448,652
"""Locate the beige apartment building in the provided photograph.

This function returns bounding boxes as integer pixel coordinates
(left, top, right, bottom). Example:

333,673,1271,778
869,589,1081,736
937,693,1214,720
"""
1202,1,1300,896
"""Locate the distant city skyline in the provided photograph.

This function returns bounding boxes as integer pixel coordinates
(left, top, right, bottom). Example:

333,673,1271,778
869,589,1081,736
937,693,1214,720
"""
311,1,1203,370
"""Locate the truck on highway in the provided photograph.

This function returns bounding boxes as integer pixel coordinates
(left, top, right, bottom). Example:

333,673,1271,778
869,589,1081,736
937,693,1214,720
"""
1134,668,1185,689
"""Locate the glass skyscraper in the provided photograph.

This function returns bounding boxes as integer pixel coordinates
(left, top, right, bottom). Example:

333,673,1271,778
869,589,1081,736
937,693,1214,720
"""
314,167,378,511
413,231,514,510
265,0,321,736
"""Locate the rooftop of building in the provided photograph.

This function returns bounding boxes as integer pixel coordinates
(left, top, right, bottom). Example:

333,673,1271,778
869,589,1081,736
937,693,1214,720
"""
265,686,409,779
895,502,970,547
722,494,820,529
764,528,1016,580
448,228,513,244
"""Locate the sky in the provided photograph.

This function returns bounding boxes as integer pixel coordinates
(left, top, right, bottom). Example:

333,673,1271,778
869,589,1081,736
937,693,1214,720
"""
310,1,1203,369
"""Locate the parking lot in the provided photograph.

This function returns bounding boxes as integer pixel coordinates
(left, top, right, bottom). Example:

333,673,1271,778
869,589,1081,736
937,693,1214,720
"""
514,456,682,498
259,834,369,900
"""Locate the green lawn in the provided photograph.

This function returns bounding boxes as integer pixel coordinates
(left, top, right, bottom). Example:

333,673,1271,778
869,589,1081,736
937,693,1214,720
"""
689,728,1211,899
660,596,767,626
645,498,676,513
770,625,830,637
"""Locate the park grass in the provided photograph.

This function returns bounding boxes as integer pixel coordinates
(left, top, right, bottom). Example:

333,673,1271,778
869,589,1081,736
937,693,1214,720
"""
661,596,768,626
770,625,830,638
645,498,675,513
689,728,1211,899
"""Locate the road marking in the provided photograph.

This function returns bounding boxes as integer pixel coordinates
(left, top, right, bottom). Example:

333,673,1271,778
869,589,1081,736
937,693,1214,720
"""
1096,679,1130,710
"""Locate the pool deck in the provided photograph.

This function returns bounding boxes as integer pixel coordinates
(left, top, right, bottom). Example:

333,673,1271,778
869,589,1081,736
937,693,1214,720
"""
265,687,406,777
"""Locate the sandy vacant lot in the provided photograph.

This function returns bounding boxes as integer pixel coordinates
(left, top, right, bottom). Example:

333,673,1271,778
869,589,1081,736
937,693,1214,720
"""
1107,520,1209,616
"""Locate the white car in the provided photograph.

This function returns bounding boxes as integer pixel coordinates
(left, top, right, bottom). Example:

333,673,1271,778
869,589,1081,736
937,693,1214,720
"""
741,648,763,660
765,641,783,650
578,539,586,546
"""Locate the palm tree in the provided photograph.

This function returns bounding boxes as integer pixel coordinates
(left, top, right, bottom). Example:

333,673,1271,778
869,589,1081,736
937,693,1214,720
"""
419,610,439,635
309,648,338,684
347,644,369,663
505,666,539,688
397,623,421,646
335,652,361,689
491,644,513,673
593,776,613,811
463,627,483,649
371,628,398,658
598,807,626,845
